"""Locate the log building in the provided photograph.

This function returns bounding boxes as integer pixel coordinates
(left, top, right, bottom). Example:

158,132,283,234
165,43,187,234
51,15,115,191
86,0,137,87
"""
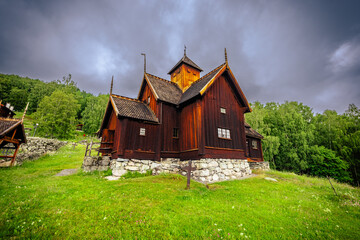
0,102,27,166
98,51,263,162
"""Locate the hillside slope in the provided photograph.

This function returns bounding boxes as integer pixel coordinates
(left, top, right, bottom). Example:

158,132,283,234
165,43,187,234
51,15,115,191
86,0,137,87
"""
0,144,359,239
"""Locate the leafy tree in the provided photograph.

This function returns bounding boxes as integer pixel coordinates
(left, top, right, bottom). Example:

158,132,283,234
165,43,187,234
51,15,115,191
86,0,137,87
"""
246,102,280,168
343,104,360,186
7,87,28,111
82,94,108,134
27,81,58,113
307,145,351,183
261,102,314,173
34,90,80,139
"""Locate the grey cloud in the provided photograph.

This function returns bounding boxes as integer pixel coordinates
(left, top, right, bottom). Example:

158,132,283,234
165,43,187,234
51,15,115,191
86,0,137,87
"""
0,0,359,113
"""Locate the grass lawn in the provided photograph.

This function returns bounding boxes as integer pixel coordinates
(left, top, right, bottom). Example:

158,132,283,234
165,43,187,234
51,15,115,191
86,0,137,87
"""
1,144,359,239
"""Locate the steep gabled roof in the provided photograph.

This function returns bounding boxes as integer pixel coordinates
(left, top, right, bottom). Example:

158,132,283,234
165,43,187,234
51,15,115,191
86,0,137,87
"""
111,95,158,123
168,54,203,74
179,64,226,104
245,122,264,139
179,63,251,112
144,73,182,105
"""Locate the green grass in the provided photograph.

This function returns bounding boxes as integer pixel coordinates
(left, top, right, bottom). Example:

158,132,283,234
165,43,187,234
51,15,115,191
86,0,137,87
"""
1,145,359,239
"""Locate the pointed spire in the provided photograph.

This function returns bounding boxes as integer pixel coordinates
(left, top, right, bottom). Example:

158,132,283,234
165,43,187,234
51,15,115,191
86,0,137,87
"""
110,76,114,95
184,45,187,56
141,53,146,73
21,102,29,122
225,48,228,65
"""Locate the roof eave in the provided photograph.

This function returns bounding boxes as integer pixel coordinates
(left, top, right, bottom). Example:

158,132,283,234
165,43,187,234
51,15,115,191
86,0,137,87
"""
144,74,160,100
199,65,226,95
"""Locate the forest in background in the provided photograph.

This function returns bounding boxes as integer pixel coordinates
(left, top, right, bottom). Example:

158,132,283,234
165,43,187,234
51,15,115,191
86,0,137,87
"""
0,73,108,138
245,101,360,187
0,73,359,186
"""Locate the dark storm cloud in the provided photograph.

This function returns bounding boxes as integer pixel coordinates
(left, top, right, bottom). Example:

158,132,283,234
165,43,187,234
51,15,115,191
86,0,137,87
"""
0,0,359,113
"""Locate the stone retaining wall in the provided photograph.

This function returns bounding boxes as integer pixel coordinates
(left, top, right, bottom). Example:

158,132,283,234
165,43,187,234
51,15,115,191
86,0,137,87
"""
111,158,252,183
16,137,67,165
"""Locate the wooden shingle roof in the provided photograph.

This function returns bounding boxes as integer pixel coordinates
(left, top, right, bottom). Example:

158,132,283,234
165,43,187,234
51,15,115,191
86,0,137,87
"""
0,118,26,143
111,95,158,123
245,122,264,139
0,118,21,136
168,54,203,74
145,73,182,105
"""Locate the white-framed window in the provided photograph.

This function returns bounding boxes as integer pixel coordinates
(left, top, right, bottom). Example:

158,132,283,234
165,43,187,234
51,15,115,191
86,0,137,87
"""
220,107,226,114
252,140,258,149
147,96,150,104
139,128,146,136
218,128,231,139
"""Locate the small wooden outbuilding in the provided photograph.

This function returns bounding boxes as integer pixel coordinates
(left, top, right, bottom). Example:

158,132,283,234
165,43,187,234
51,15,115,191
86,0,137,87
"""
0,103,27,166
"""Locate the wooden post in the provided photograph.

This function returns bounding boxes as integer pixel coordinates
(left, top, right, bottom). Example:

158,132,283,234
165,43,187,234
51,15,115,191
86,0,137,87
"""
327,176,338,196
89,141,93,156
85,143,89,157
10,144,20,167
181,160,197,190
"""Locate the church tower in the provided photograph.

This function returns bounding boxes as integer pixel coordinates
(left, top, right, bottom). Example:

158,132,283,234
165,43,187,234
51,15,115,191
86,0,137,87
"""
168,48,203,92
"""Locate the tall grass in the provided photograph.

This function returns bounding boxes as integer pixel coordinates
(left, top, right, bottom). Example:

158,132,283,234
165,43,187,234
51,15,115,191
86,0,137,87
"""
1,144,359,239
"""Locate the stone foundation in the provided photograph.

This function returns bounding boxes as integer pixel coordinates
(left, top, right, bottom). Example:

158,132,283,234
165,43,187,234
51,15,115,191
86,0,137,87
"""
82,156,111,172
81,155,272,183
248,161,270,171
111,158,252,183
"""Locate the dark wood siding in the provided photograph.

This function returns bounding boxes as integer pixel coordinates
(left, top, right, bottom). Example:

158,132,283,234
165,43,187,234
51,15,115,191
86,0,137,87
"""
179,100,199,152
161,103,179,154
139,83,158,116
202,75,246,151
100,109,117,156
246,137,263,161
122,120,159,160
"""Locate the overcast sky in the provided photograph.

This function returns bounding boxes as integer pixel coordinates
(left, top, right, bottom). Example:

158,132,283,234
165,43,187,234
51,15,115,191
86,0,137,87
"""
1,0,359,113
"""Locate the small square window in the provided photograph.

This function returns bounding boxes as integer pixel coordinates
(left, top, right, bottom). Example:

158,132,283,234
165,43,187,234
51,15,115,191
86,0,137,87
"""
220,107,226,114
252,140,258,149
139,128,146,136
173,128,179,138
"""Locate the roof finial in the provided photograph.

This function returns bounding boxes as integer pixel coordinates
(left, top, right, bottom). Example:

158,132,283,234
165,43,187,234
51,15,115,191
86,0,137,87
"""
110,76,114,95
21,102,29,123
141,53,146,73
225,48,228,65
184,45,187,56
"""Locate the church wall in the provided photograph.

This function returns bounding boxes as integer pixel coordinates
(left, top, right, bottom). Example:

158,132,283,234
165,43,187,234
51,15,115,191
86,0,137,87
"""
202,75,246,154
160,103,180,154
179,99,199,152
123,120,159,160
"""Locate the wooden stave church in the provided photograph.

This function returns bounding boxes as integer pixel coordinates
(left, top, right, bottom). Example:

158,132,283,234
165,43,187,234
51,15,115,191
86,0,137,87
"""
98,50,264,162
